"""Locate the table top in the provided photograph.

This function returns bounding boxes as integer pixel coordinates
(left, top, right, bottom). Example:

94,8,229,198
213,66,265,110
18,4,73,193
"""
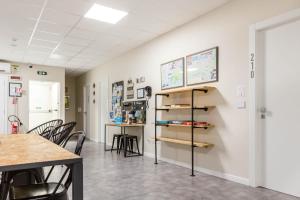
106,123,145,127
0,134,81,171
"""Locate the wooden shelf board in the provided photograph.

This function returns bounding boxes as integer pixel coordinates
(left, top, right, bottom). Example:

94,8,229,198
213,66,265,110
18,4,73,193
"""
157,106,192,110
157,86,215,95
157,106,215,110
156,137,213,148
156,123,214,128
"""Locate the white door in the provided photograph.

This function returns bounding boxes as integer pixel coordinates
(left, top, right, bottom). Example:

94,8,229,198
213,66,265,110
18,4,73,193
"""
29,81,60,129
0,75,8,133
258,19,300,197
83,85,90,139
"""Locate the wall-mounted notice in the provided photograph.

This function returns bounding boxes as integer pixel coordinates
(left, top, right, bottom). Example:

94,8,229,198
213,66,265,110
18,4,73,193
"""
186,47,218,85
161,57,184,90
112,81,124,120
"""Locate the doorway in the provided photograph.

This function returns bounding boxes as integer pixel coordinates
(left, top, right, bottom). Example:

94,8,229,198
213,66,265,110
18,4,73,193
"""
29,81,60,129
83,85,90,139
249,9,300,196
0,75,8,133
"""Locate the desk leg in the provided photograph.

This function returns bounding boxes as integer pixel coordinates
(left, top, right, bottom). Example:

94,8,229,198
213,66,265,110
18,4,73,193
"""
72,161,83,200
104,124,107,151
142,126,144,156
123,127,127,157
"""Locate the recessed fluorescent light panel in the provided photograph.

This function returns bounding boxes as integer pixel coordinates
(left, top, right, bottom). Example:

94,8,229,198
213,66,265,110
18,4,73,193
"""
84,4,128,24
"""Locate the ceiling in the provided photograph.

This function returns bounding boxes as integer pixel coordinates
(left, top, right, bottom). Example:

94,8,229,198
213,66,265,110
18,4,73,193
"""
0,0,230,76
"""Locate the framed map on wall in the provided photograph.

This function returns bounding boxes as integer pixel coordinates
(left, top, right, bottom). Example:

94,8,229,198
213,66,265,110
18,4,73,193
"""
161,57,184,90
186,47,218,85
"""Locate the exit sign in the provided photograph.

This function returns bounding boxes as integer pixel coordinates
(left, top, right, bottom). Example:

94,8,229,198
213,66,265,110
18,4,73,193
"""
37,71,47,75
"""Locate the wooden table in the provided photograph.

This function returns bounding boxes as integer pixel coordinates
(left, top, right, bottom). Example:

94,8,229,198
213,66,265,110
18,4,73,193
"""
104,123,145,157
0,134,83,200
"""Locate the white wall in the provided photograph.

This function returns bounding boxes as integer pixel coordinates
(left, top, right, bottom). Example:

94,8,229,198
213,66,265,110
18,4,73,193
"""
8,63,65,131
75,0,300,183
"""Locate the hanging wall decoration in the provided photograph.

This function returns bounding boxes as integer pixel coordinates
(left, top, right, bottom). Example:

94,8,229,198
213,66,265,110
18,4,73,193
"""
9,82,22,97
186,47,219,86
126,79,134,99
92,83,96,104
65,96,70,110
161,57,184,90
137,88,145,99
112,81,124,122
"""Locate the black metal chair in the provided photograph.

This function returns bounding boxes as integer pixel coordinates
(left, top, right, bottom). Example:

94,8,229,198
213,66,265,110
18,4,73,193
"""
0,120,64,200
9,131,86,200
27,119,63,139
49,122,77,146
111,133,128,152
119,135,140,155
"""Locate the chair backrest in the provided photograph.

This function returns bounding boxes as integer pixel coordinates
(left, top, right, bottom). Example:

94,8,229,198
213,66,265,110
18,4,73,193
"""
27,119,63,138
46,131,86,194
64,131,86,190
62,131,86,156
49,122,76,146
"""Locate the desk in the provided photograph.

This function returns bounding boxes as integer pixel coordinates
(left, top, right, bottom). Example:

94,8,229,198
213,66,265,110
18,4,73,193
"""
0,134,83,200
104,123,145,157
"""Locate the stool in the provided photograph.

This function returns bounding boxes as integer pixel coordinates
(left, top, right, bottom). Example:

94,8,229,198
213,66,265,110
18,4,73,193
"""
111,134,127,152
119,135,140,155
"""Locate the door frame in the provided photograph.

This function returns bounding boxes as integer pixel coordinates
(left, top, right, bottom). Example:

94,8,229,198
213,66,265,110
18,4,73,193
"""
0,74,8,133
83,85,90,139
249,8,300,187
28,80,61,129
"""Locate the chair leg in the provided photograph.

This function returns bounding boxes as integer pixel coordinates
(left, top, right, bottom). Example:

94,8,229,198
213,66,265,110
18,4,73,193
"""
0,172,10,200
135,138,140,154
124,137,129,156
116,136,121,153
118,138,123,154
130,138,134,153
111,136,116,152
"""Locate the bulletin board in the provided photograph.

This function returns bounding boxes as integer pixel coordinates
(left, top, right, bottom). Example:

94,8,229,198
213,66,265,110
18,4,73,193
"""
112,81,124,117
161,57,184,90
186,47,218,85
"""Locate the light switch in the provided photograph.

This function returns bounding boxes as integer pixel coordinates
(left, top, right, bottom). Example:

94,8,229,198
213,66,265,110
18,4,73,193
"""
236,100,246,109
236,85,245,97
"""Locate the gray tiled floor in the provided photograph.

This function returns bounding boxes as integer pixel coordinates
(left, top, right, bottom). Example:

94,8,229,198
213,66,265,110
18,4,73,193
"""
79,140,299,200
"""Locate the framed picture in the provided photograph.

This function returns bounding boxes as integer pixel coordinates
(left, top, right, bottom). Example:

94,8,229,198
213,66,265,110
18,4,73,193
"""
161,57,184,90
186,47,219,86
9,82,22,97
65,96,70,110
137,88,145,99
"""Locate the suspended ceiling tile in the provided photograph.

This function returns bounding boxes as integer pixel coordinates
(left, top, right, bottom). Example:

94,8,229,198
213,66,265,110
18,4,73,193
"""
63,36,93,47
41,8,81,27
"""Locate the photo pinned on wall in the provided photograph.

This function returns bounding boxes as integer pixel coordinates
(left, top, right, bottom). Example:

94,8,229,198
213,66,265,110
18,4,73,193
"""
65,96,70,110
137,88,145,99
126,79,134,100
9,82,22,97
161,57,184,90
186,47,218,86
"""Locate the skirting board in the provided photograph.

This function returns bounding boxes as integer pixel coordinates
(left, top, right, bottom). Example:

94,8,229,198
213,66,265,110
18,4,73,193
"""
144,152,249,186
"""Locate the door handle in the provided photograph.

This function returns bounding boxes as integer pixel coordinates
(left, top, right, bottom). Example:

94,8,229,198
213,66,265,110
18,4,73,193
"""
260,107,267,119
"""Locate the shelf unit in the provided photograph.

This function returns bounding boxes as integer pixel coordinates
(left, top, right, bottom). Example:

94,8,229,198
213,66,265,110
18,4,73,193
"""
156,137,213,148
154,86,215,176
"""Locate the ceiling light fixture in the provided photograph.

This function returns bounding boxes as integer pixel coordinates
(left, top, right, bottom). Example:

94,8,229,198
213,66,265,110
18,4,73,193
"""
84,4,128,24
